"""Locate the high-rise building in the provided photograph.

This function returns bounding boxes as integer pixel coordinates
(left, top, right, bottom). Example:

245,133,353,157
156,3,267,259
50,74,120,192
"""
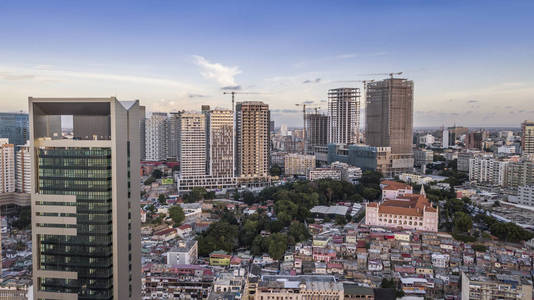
235,101,270,178
207,110,234,177
280,124,288,136
466,131,484,149
0,112,29,146
366,78,413,154
145,112,168,161
445,126,468,147
167,112,180,160
442,129,449,148
328,88,360,144
414,149,433,167
29,97,142,299
521,120,534,155
284,153,316,176
139,106,146,161
469,157,508,186
306,113,328,152
0,139,15,193
270,120,275,133
177,112,206,178
15,142,31,193
505,160,534,188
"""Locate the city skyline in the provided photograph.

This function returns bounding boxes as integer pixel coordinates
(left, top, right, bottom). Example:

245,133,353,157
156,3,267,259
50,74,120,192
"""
1,1,534,127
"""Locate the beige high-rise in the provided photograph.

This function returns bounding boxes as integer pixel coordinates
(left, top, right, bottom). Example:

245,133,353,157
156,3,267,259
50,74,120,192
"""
521,120,534,155
366,78,414,155
207,110,234,177
177,112,206,177
30,98,142,300
0,140,15,193
235,101,270,178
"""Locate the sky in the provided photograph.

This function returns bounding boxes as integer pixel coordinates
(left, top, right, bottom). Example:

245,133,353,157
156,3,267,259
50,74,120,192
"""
0,0,533,127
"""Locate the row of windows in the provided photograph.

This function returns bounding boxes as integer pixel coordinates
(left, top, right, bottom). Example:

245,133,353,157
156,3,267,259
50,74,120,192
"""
39,168,111,178
379,219,423,226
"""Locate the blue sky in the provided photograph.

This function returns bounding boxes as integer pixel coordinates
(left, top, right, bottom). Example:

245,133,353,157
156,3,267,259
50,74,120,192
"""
1,0,533,127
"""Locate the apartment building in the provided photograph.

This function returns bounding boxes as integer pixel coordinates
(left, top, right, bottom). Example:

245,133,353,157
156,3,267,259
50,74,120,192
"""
285,153,316,176
469,157,508,186
461,272,532,300
521,120,534,155
145,112,168,161
328,88,360,144
235,101,270,178
0,140,15,193
15,143,31,193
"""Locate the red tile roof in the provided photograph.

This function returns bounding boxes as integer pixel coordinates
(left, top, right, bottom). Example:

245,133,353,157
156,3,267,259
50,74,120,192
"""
381,180,412,191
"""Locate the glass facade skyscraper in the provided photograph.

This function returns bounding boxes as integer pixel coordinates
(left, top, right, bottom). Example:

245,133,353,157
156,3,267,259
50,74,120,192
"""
37,148,113,298
30,98,143,300
0,112,29,146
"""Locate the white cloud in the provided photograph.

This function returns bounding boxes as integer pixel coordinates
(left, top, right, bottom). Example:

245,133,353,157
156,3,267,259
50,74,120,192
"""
192,55,241,87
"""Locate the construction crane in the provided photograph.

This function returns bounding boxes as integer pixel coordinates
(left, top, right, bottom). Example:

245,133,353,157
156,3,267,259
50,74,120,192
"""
223,91,262,112
295,102,320,154
358,72,403,79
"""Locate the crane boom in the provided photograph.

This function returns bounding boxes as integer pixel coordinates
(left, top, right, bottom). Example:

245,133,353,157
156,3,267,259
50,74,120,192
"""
223,91,262,112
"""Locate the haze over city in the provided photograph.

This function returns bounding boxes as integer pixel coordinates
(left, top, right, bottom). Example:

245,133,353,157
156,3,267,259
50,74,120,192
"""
1,0,533,127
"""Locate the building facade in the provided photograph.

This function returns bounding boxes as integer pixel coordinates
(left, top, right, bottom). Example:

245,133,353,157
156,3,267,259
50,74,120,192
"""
365,187,438,232
15,143,31,193
167,112,180,160
145,112,168,161
506,160,534,188
306,113,328,153
461,272,532,300
517,185,534,207
366,78,413,155
0,113,29,146
0,140,15,193
166,239,198,265
328,88,360,144
207,110,234,177
235,101,270,178
30,97,142,299
177,112,206,178
327,144,393,177
414,149,433,167
254,275,343,300
285,153,316,176
521,120,534,155
307,168,342,181
469,157,508,186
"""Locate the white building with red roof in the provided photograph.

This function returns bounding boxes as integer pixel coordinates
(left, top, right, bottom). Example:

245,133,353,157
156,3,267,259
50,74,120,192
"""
366,185,438,232
380,180,413,200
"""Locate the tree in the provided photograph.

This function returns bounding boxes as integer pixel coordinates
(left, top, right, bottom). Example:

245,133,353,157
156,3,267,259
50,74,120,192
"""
158,194,167,205
197,221,239,256
168,205,185,226
151,169,163,179
243,191,257,205
269,165,282,176
362,188,380,200
472,244,488,252
144,176,156,185
13,206,31,229
335,215,347,225
288,221,310,243
267,233,288,260
453,212,472,233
